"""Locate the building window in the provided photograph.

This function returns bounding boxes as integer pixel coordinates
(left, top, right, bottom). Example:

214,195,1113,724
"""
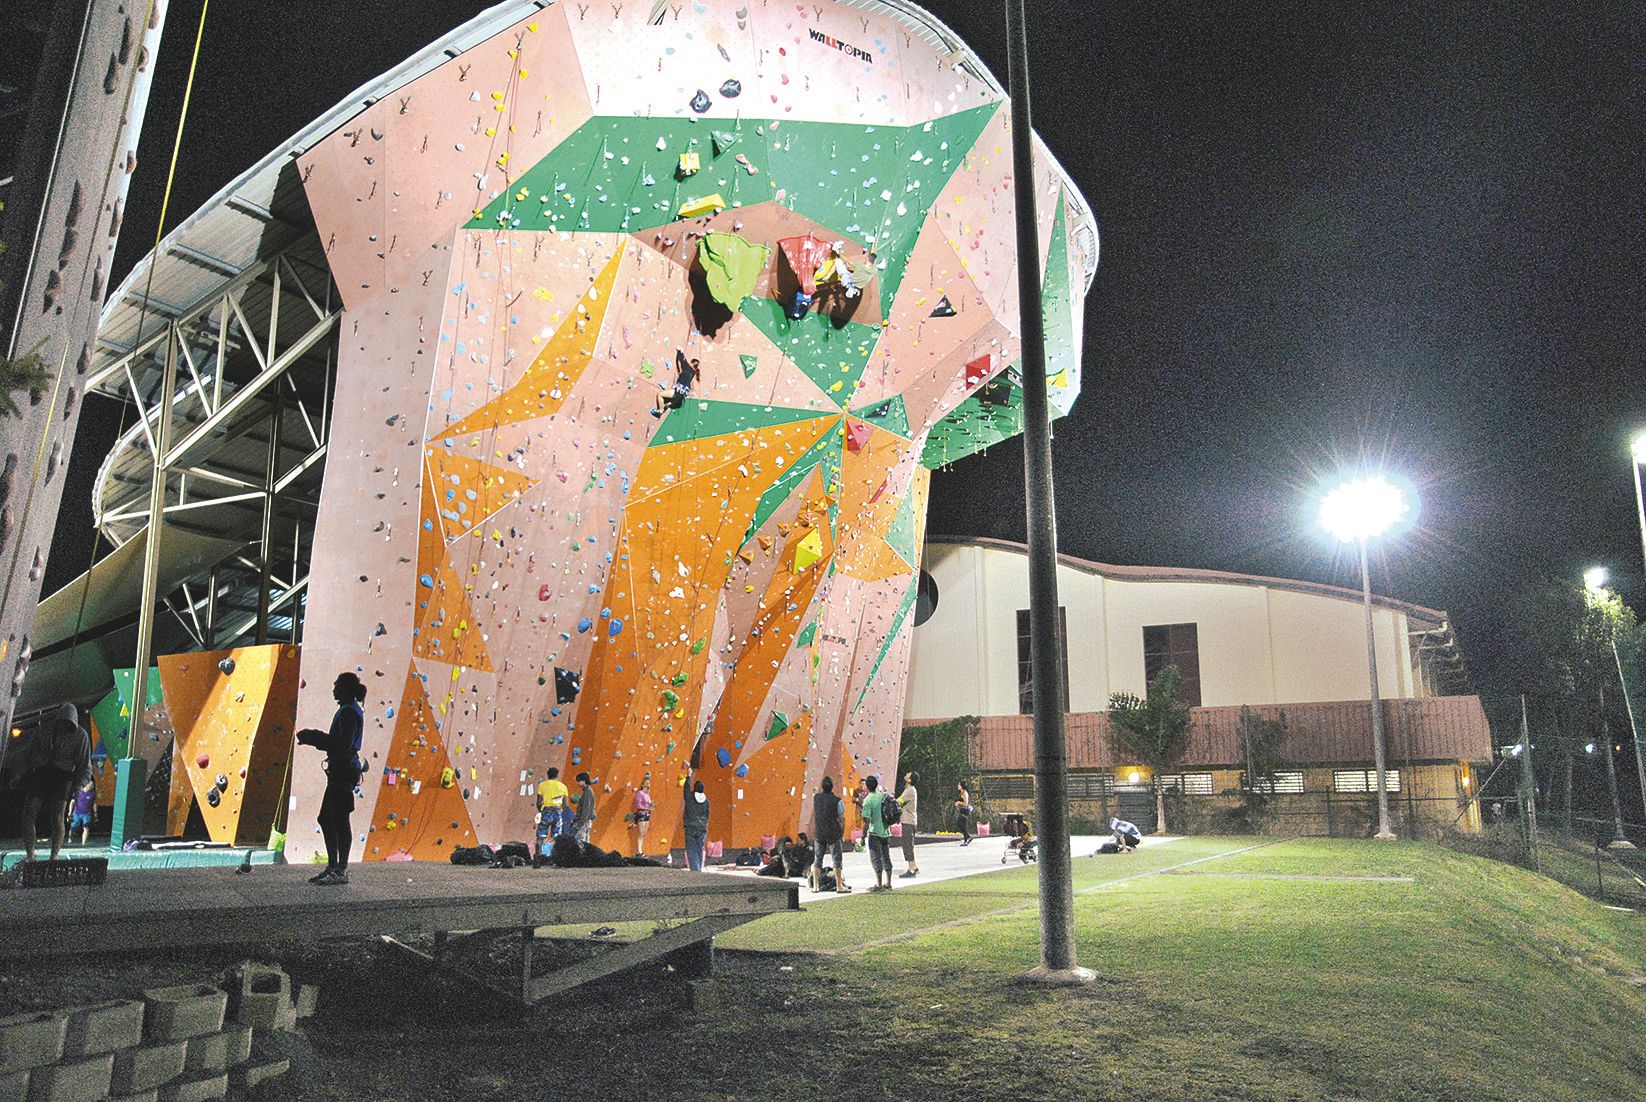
1244,770,1305,794
984,774,1035,800
1333,769,1401,793
1017,607,1070,715
1067,772,1113,798
1143,622,1201,706
1159,772,1215,795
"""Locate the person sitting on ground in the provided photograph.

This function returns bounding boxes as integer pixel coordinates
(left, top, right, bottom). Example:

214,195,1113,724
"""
783,832,815,878
68,779,96,847
651,350,700,418
14,704,91,862
1002,813,1034,864
1111,817,1143,853
758,836,794,877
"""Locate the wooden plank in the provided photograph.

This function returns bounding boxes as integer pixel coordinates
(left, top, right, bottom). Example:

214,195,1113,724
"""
524,912,756,1003
0,863,796,959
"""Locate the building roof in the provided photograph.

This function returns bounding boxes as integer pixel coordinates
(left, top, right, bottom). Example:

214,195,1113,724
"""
926,535,1453,631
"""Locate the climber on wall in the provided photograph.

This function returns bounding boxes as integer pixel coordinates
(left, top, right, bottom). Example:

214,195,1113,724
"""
295,672,367,885
650,349,700,418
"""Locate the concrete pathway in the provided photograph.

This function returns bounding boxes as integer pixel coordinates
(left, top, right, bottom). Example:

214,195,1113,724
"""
707,833,1180,901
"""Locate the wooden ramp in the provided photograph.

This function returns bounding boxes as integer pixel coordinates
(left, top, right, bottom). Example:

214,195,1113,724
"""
0,862,798,1003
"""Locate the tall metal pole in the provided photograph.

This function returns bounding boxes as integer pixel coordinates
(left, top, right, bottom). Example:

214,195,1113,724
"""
1632,449,1646,580
125,329,178,765
1005,0,1089,985
1599,683,1634,847
1358,538,1396,839
1612,636,1646,827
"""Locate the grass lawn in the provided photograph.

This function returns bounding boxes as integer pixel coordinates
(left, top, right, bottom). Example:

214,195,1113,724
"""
6,837,1642,1101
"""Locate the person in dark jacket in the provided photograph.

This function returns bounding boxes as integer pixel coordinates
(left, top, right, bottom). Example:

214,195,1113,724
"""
811,776,850,893
682,770,711,870
296,672,366,885
15,704,91,861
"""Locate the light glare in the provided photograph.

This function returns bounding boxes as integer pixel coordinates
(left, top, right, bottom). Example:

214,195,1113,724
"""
1633,431,1646,464
1584,566,1609,593
1318,476,1411,543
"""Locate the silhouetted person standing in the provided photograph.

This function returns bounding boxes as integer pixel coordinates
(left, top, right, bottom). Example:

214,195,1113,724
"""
297,672,366,885
15,704,90,861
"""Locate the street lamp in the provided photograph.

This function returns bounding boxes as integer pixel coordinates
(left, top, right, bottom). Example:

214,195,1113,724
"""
1319,475,1414,840
1632,431,1646,579
1584,567,1639,847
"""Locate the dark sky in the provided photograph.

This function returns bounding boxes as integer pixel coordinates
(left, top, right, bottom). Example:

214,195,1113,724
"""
50,0,1646,696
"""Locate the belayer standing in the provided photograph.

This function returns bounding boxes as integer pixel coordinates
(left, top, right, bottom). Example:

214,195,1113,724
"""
296,672,366,885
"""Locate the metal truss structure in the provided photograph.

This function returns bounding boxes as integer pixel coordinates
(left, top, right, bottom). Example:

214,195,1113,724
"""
86,233,337,657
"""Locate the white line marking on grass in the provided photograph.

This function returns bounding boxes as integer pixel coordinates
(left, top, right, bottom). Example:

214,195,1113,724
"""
1162,872,1415,883
835,839,1288,954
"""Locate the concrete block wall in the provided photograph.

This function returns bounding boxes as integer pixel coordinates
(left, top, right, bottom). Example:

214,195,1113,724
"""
0,963,310,1101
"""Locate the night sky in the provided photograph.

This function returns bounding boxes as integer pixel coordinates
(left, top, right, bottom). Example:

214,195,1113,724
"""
43,1,1646,698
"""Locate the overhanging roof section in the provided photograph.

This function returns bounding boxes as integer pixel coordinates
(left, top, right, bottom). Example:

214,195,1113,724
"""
32,525,243,653
94,0,1097,381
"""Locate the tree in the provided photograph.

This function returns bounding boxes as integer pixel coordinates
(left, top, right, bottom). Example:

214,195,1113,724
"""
1237,705,1289,827
1107,667,1192,833
897,716,976,831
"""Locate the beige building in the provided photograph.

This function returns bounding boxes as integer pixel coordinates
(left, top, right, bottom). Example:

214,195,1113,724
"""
904,538,1491,836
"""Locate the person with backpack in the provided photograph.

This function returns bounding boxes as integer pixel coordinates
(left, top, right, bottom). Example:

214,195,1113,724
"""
296,672,366,885
811,776,850,893
14,703,91,862
861,775,896,892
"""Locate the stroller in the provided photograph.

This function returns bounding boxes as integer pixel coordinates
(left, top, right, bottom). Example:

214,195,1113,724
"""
1001,813,1038,864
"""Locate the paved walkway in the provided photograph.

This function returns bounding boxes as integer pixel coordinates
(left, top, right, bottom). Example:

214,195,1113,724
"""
707,833,1180,901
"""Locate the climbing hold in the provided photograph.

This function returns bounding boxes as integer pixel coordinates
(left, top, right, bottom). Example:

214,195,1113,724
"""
206,788,221,808
691,639,706,655
711,129,739,156
794,529,824,572
689,89,712,113
697,232,769,311
218,657,235,675
766,711,789,740
715,747,732,768
677,151,701,177
677,193,727,219
440,767,456,789
930,295,957,317
215,773,228,791
195,753,210,768
554,667,581,704
607,618,624,638
718,79,741,98
577,617,593,634
735,763,749,778
662,689,679,710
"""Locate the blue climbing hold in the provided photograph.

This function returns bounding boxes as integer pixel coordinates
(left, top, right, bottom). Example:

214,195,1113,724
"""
735,764,749,778
577,618,593,634
418,574,434,588
608,618,624,638
716,748,732,768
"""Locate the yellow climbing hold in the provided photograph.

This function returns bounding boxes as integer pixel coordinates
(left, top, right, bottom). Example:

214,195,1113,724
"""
794,529,824,572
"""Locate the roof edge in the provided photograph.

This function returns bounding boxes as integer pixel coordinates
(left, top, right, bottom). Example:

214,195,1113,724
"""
926,535,1451,628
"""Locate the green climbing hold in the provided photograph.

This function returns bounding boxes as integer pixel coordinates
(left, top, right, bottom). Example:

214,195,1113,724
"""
740,354,759,379
662,689,680,710
698,232,769,312
766,710,790,741
691,639,706,654
795,621,818,648
670,671,688,686
712,129,740,156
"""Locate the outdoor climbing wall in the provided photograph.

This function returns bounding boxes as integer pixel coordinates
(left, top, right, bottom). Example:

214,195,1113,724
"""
158,644,300,846
290,0,1092,860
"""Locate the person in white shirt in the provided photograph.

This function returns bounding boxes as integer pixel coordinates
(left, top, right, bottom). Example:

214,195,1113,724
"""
896,771,920,878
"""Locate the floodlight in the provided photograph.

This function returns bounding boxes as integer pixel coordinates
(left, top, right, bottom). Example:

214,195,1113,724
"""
1584,566,1610,593
1318,476,1412,543
1633,430,1646,465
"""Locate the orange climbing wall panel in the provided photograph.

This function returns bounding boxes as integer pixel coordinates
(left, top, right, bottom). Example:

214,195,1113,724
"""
288,0,1091,861
158,644,300,846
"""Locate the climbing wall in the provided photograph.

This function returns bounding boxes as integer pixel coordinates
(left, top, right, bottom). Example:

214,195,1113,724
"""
290,0,1092,860
158,644,299,846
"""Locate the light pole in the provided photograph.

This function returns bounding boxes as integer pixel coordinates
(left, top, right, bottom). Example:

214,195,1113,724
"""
1585,566,1637,848
1632,432,1646,580
1319,476,1414,841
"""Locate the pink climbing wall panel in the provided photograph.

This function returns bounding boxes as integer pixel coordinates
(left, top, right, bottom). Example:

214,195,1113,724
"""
290,0,1091,861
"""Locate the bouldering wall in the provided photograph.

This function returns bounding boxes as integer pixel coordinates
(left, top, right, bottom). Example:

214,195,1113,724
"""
290,0,1094,860
158,644,300,846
